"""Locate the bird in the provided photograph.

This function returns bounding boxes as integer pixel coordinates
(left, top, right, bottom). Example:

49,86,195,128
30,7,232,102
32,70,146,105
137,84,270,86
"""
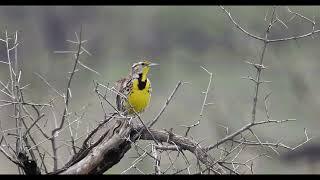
115,60,159,115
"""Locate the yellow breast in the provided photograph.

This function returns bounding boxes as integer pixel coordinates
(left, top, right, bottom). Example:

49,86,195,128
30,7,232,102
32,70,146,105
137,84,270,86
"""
127,78,151,113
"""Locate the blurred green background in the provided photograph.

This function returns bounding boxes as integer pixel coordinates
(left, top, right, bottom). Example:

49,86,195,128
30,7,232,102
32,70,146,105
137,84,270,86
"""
0,6,320,174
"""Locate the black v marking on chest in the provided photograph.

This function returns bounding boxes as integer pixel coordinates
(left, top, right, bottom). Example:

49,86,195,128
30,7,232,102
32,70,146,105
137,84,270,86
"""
137,73,147,90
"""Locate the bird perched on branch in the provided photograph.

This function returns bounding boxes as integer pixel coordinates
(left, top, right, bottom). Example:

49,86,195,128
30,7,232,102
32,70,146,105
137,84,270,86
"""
115,60,159,115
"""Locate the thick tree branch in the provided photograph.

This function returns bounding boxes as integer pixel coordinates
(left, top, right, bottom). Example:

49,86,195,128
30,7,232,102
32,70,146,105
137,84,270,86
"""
60,118,132,174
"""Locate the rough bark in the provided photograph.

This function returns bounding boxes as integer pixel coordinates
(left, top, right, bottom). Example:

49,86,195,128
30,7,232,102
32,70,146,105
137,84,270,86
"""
61,119,133,174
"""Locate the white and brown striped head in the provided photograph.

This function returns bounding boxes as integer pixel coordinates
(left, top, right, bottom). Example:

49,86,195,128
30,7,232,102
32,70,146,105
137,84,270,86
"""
131,60,159,80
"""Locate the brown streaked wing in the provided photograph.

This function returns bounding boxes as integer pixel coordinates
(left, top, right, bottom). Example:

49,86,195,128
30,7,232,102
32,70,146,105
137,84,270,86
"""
115,75,132,112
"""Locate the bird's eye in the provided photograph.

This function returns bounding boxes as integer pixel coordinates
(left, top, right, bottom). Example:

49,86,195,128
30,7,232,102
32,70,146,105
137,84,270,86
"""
141,63,145,66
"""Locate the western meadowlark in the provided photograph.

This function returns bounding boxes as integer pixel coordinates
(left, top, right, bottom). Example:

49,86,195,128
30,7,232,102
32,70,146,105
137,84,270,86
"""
115,60,159,115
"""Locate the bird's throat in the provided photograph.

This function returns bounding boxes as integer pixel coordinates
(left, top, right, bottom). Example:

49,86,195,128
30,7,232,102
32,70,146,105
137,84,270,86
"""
137,73,147,90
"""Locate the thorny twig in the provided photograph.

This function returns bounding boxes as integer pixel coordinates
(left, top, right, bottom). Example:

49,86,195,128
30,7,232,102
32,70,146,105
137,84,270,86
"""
181,66,213,137
50,27,92,171
148,81,185,128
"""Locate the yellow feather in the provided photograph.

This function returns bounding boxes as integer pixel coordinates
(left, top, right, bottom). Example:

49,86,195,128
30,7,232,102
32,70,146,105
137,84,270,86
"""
141,66,149,82
127,78,151,113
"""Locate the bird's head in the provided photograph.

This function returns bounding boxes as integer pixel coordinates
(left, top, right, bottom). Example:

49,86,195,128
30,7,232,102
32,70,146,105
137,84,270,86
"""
131,60,159,81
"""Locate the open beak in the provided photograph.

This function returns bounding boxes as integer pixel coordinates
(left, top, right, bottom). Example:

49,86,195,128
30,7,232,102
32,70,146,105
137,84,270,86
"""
148,63,159,67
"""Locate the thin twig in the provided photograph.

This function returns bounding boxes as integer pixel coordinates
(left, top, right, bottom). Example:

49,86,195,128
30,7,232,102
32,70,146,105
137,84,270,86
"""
148,81,183,128
51,27,84,171
182,66,213,136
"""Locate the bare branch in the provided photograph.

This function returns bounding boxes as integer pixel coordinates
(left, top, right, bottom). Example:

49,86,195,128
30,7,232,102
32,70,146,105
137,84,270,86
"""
182,66,213,137
33,72,64,97
206,118,296,151
51,27,84,171
220,6,265,41
148,81,183,128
